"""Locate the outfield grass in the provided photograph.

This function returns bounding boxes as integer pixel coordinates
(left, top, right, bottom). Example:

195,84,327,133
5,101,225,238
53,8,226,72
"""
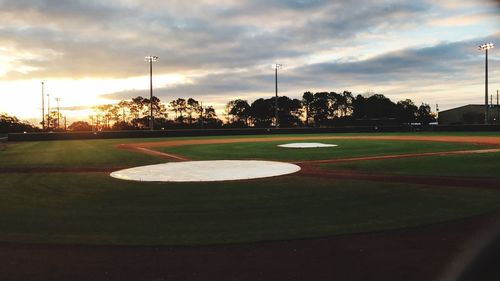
2,133,492,168
1,173,500,245
2,133,500,246
0,139,165,168
323,152,500,178
155,139,485,161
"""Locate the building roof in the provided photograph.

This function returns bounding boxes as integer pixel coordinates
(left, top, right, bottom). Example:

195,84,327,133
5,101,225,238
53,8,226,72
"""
440,104,499,114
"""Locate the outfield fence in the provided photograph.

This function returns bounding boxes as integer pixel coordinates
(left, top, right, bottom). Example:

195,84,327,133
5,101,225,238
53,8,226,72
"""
7,124,500,141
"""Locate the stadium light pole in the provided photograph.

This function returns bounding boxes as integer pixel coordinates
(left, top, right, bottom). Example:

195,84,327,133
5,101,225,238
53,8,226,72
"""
55,97,61,130
145,55,159,131
497,89,499,123
47,93,50,130
272,63,282,127
479,42,494,124
41,82,45,130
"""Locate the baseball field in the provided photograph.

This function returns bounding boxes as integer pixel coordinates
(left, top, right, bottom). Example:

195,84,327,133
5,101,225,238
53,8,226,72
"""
1,131,500,280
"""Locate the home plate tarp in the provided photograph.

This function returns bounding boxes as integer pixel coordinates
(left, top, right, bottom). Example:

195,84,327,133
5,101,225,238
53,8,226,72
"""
110,160,301,182
277,143,338,148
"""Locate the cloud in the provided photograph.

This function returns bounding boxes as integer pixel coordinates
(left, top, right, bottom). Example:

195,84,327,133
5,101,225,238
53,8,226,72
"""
0,0,432,81
298,33,500,83
1,0,499,119
100,32,500,109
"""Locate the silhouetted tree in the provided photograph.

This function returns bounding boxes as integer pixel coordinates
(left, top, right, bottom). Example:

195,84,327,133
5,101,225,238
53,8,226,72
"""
396,99,418,123
249,98,273,127
417,103,436,124
170,98,187,123
352,93,397,120
339,91,354,117
302,91,314,126
310,92,331,126
68,121,93,131
130,97,145,119
277,96,303,127
0,113,37,133
186,98,198,124
227,99,251,126
202,106,223,128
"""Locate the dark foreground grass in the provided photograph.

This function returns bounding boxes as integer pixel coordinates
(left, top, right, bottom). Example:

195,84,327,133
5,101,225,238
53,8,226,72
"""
156,139,485,161
1,173,500,246
323,152,500,178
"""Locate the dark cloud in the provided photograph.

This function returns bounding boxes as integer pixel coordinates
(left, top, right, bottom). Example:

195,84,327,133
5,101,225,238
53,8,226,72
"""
298,33,500,83
0,0,433,80
101,32,500,105
101,72,275,102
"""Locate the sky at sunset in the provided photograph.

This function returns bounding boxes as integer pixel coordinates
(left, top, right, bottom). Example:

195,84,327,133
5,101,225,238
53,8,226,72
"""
0,0,499,124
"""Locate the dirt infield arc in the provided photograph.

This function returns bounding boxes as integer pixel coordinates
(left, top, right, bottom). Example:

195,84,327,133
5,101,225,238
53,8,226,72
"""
119,135,500,150
117,135,500,188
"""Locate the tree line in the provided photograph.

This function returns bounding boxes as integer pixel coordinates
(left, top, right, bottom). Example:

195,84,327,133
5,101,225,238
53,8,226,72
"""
69,96,222,131
1,91,436,133
0,113,38,133
225,91,435,128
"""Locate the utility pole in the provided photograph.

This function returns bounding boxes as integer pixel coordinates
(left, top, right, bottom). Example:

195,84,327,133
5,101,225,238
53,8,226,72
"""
47,93,50,130
145,56,159,131
272,63,282,127
436,103,439,124
55,97,61,130
41,82,45,130
64,115,67,131
479,42,494,124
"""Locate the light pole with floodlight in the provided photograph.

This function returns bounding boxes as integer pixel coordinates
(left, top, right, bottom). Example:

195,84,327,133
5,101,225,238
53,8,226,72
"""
272,63,282,127
145,55,159,130
479,42,494,124
41,82,45,130
47,93,50,130
55,97,61,130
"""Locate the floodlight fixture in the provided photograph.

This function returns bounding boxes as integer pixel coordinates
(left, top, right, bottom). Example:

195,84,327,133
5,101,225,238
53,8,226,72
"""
145,55,159,130
479,42,494,124
272,63,282,69
145,55,159,62
478,42,494,50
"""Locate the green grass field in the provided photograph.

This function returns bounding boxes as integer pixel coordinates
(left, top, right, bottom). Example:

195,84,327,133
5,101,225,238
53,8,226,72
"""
0,139,165,168
323,152,500,178
155,139,485,161
1,173,500,245
1,132,500,245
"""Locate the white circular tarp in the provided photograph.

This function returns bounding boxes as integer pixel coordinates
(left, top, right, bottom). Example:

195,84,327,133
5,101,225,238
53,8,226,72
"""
277,142,338,148
110,160,301,182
